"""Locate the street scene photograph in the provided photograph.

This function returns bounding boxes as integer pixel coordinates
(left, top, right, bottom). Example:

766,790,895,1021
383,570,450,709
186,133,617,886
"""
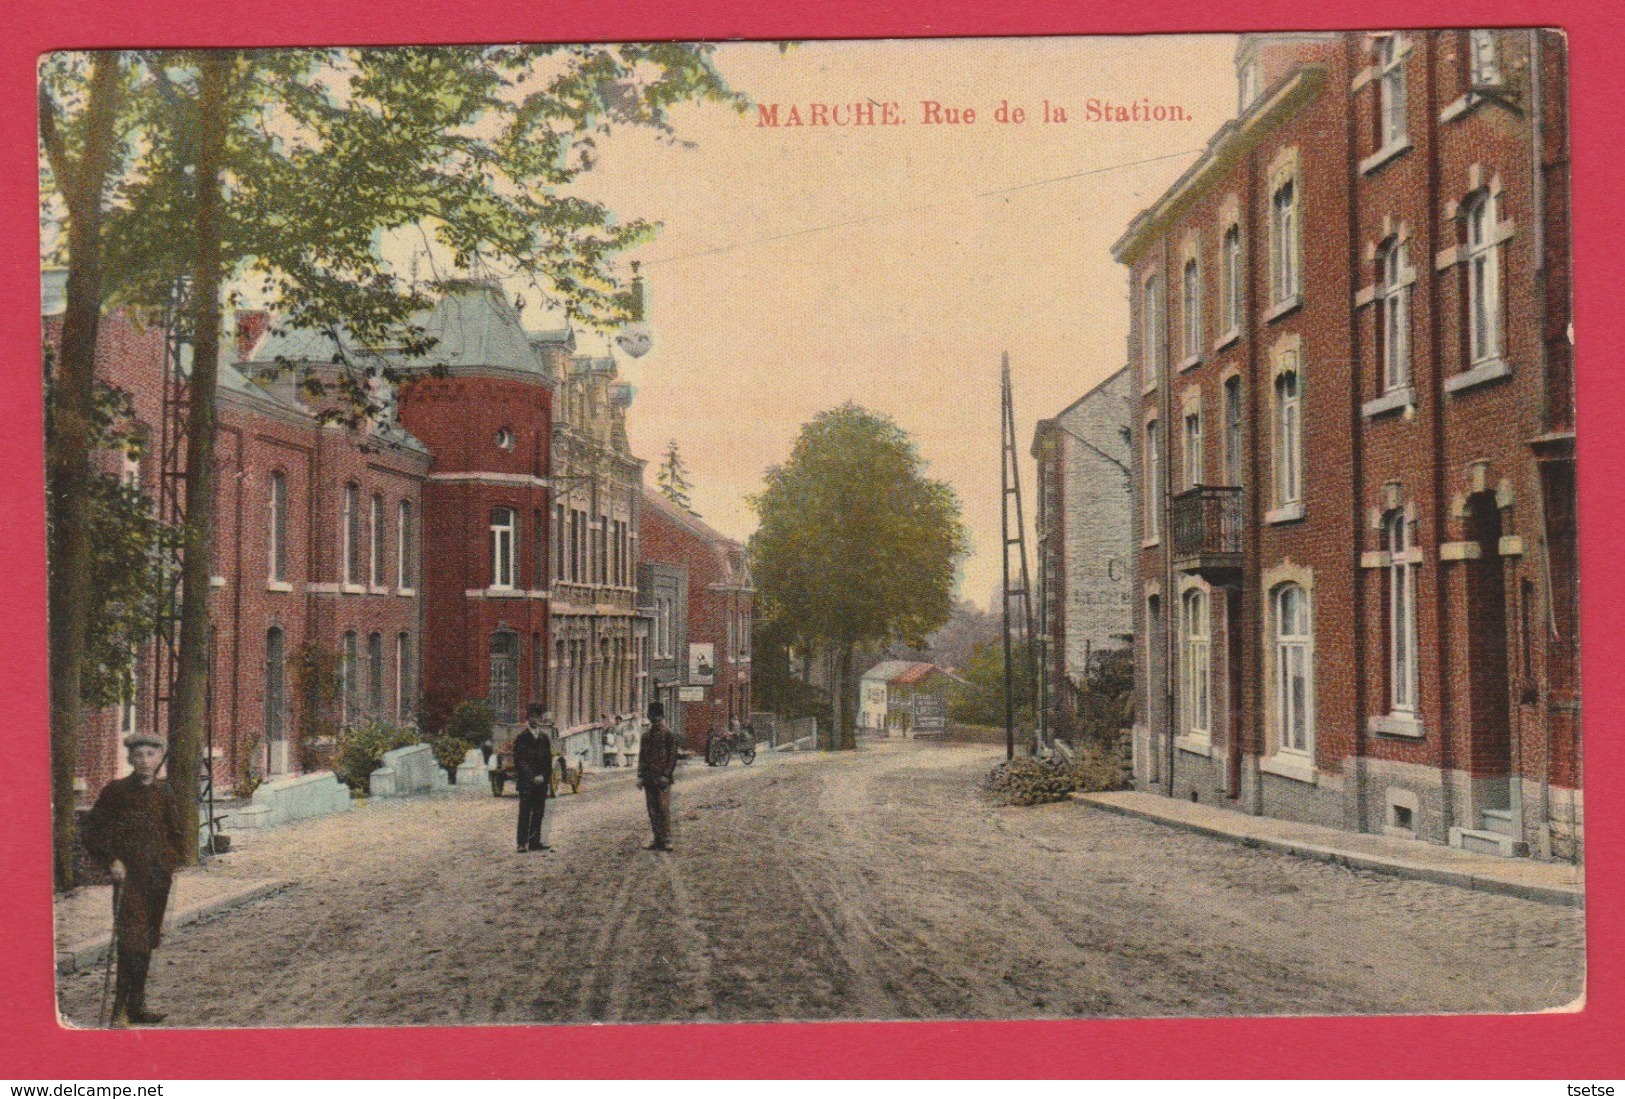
40,32,1583,1029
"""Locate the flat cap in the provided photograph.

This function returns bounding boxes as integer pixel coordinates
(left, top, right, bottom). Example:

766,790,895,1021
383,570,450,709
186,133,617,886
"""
122,730,166,751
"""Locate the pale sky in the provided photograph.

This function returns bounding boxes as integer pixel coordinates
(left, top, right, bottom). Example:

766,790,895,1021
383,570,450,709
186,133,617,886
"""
558,36,1239,609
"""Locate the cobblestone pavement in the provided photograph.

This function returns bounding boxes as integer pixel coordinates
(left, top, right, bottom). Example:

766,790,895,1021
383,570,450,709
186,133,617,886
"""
55,741,1585,1027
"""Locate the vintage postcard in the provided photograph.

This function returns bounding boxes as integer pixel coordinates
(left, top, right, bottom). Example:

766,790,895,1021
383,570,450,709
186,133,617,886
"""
39,31,1582,1033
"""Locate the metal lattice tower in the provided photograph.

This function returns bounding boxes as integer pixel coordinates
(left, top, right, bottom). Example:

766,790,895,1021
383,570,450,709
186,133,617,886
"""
999,353,1041,761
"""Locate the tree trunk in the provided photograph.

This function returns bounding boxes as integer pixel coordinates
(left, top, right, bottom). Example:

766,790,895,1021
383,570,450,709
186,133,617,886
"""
837,641,857,750
44,54,123,892
168,50,232,865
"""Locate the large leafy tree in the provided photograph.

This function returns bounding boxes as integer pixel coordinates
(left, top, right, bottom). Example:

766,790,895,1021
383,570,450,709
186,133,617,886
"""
750,404,968,749
40,44,747,883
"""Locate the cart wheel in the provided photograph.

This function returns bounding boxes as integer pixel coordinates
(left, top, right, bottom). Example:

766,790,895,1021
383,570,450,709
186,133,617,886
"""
741,747,757,766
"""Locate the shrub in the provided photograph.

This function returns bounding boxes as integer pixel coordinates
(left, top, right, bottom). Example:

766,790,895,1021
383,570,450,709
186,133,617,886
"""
987,744,1128,806
431,734,471,780
445,699,496,745
334,718,419,793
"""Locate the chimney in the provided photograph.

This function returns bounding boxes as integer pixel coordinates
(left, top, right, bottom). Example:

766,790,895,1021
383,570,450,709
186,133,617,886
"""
235,310,270,360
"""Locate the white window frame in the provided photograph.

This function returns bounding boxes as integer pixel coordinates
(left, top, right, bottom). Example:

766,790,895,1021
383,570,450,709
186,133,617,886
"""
369,493,385,589
264,627,285,744
368,631,384,719
1386,512,1419,713
1274,364,1303,507
268,471,287,583
397,500,413,591
1142,274,1164,390
1270,176,1300,305
1381,240,1412,391
1181,588,1212,740
1273,584,1314,755
1183,409,1204,490
1221,223,1242,335
1144,420,1162,543
342,483,361,587
1223,376,1243,486
1379,35,1408,149
1469,29,1502,87
490,507,518,590
1466,192,1503,366
1182,256,1202,361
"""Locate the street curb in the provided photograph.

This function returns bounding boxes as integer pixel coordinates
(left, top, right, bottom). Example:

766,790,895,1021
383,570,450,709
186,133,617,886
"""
1076,795,1584,909
56,879,290,975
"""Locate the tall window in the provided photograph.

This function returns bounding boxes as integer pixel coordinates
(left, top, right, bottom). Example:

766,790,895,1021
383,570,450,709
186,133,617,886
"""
368,632,384,718
340,631,358,727
740,610,752,659
1274,364,1302,507
533,509,546,590
1380,240,1412,391
555,502,567,582
264,627,286,743
1142,275,1164,389
268,472,288,582
1469,29,1502,87
570,509,583,583
1221,224,1242,335
1183,409,1204,489
489,630,519,723
1239,61,1260,112
1274,584,1313,754
490,508,517,590
1270,176,1299,304
1378,35,1408,148
396,633,413,722
342,483,361,585
1145,420,1162,541
1466,192,1502,365
1386,512,1418,712
1223,377,1243,485
1182,256,1202,361
370,494,385,587
397,500,414,590
1181,589,1211,738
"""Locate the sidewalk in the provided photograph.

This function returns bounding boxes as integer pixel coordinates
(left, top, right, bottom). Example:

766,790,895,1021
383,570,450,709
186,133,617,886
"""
56,874,288,974
1078,789,1584,907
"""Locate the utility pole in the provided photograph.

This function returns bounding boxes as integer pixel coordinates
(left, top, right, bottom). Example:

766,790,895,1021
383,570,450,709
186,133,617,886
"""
999,353,1040,760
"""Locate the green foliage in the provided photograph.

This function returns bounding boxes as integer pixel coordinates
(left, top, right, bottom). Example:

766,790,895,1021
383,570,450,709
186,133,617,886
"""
293,641,341,771
1066,646,1136,748
751,403,969,656
430,734,470,779
656,439,698,515
987,746,1127,807
444,699,496,745
334,718,419,793
950,638,1037,728
750,611,828,719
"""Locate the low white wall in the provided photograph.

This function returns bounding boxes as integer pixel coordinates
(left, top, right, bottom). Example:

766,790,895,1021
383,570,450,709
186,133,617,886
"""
369,743,451,798
228,771,353,830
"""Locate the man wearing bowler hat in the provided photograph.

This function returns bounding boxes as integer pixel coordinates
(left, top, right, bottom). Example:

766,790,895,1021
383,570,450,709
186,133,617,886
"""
84,730,184,1027
637,700,680,851
512,704,556,851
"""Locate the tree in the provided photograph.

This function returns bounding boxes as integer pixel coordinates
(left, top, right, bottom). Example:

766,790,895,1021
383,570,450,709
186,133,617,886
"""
950,638,1037,729
40,45,749,879
655,439,698,515
750,404,968,749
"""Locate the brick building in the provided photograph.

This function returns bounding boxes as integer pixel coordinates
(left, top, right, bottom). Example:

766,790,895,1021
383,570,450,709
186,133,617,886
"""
1031,366,1134,740
638,490,754,752
1115,31,1578,860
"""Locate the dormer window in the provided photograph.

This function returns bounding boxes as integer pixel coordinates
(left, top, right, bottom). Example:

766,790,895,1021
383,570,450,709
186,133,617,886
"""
1239,61,1261,112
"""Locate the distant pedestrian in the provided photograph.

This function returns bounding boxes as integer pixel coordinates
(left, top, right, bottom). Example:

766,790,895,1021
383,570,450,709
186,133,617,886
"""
482,738,503,797
622,715,641,772
638,700,680,851
512,705,556,852
84,730,184,1027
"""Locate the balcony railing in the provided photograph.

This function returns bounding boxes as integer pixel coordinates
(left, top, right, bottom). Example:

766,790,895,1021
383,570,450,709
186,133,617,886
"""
1170,485,1243,578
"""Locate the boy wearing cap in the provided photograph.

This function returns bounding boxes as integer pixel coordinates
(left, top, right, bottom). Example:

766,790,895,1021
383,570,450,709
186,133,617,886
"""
84,731,184,1027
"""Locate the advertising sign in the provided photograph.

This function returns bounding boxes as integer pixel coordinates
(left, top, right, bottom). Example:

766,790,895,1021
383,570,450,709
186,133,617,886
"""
688,642,716,685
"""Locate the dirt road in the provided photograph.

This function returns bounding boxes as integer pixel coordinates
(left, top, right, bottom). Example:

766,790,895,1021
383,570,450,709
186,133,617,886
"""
56,741,1584,1026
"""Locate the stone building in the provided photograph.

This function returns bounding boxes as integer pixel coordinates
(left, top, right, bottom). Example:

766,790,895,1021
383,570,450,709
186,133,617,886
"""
638,490,754,753
1031,366,1135,740
1115,31,1578,859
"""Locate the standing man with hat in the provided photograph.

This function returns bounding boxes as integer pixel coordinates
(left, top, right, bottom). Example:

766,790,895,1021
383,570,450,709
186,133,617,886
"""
84,730,184,1027
512,704,556,852
637,700,680,851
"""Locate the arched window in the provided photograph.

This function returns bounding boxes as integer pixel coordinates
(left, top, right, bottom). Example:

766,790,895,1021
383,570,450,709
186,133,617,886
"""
489,630,520,724
268,472,288,582
1274,365,1302,507
265,627,286,745
368,632,384,718
397,500,414,590
1142,275,1165,389
370,494,385,588
1144,420,1162,541
342,484,361,585
1273,584,1313,754
396,633,413,722
1221,223,1242,335
1386,512,1418,712
1182,256,1202,361
1270,174,1299,304
1465,192,1502,365
490,507,518,590
1223,376,1244,486
1183,407,1204,490
1380,239,1411,391
1181,589,1211,739
340,631,358,727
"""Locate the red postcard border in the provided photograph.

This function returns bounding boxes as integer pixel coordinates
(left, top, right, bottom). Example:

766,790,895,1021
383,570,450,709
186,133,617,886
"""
1,0,1619,1080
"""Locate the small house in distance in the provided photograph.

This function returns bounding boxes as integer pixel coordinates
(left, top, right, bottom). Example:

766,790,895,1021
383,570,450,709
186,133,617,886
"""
858,661,965,738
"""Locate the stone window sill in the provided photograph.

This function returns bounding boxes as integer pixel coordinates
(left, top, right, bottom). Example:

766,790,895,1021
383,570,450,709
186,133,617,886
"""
1265,501,1304,525
1359,137,1413,175
266,580,294,593
368,585,390,595
1445,357,1513,395
1213,329,1241,354
1260,752,1318,785
1368,712,1426,739
1264,294,1302,324
1178,353,1204,374
1175,734,1212,758
1362,385,1415,419
1142,536,1162,549
1440,93,1495,124
210,576,227,588
397,587,417,597
342,583,366,595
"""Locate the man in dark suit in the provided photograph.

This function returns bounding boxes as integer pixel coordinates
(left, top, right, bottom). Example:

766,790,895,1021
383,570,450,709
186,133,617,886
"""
84,730,184,1027
637,700,680,851
512,704,555,851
